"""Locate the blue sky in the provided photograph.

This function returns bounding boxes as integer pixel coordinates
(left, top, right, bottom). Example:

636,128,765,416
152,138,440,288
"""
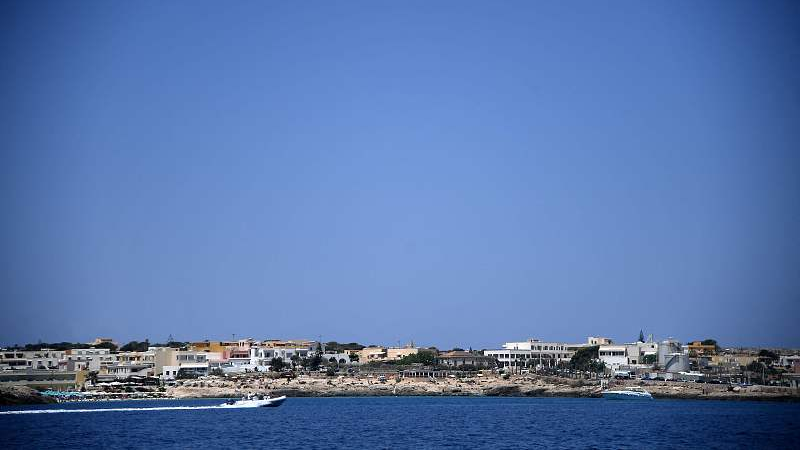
1,1,798,349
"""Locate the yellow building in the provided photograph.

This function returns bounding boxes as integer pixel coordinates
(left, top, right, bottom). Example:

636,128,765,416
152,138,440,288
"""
687,341,717,355
189,341,228,353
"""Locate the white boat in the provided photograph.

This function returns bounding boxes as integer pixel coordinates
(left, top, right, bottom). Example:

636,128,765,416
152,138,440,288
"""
220,394,287,408
601,386,653,400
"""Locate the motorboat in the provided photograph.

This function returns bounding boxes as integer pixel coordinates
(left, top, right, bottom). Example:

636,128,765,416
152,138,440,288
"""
601,386,653,400
220,394,287,408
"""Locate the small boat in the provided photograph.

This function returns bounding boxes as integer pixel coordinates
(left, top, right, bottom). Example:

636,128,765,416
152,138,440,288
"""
601,386,653,400
220,394,287,408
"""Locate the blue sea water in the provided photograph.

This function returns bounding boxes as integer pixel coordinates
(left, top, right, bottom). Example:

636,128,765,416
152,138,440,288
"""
2,397,799,449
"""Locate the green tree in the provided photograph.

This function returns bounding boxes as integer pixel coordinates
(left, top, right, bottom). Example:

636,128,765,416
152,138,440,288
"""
638,330,645,342
590,360,606,373
568,345,600,371
343,342,365,350
308,354,323,370
20,342,92,351
120,340,150,352
270,357,285,372
95,341,119,351
746,360,763,372
152,341,188,349
758,349,778,361
641,354,657,365
397,351,436,366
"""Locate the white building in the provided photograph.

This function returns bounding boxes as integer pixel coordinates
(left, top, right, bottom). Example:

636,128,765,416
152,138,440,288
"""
0,349,67,371
779,355,800,368
624,340,658,365
161,363,209,380
0,350,27,370
65,348,116,372
250,346,313,367
320,352,352,365
658,339,689,373
598,345,628,369
106,364,153,379
484,339,574,370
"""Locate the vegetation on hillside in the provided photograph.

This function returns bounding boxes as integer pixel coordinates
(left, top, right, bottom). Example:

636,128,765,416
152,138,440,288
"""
397,351,436,366
324,341,365,352
9,341,117,351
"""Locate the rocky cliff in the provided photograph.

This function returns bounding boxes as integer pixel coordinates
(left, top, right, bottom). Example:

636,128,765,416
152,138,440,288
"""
0,386,57,405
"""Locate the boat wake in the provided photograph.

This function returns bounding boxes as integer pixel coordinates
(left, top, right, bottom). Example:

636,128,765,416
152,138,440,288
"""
0,405,243,415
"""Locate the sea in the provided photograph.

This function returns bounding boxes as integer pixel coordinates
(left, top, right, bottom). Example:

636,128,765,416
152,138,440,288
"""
2,396,799,449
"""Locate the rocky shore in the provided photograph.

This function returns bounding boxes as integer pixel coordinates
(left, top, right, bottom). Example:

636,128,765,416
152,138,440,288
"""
4,375,795,406
0,386,57,406
166,374,800,402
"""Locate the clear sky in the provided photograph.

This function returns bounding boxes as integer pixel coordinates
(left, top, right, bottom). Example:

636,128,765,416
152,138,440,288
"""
1,1,798,349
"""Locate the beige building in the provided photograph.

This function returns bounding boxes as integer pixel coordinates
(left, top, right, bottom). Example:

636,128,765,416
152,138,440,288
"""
151,347,176,376
262,339,316,349
157,349,219,379
357,345,420,363
115,351,155,365
387,347,419,360
711,354,757,367
358,347,388,363
588,337,613,346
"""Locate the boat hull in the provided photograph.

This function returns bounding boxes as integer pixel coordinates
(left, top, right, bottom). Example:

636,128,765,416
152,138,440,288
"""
602,391,653,400
262,396,286,407
219,396,287,408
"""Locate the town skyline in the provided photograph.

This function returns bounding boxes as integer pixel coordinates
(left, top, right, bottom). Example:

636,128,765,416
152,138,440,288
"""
4,330,799,352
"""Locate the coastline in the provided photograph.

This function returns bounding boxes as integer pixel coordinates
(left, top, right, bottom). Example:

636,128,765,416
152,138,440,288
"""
0,386,57,406
5,374,798,406
166,374,800,403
